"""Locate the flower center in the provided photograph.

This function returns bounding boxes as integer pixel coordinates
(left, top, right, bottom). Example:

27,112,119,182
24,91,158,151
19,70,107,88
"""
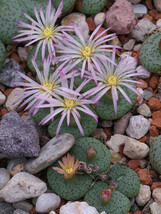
66,168,74,174
43,82,54,91
107,76,117,87
82,46,92,58
42,27,54,39
64,99,76,109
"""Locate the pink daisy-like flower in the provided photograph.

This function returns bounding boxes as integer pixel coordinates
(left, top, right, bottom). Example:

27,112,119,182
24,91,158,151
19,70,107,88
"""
84,51,146,115
55,23,118,83
13,0,72,60
13,56,72,115
34,73,98,136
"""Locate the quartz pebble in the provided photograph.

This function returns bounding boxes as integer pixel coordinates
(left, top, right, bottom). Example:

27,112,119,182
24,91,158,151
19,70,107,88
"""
36,193,61,213
17,47,28,62
0,91,6,105
150,202,161,214
106,134,128,153
49,211,57,214
123,39,135,50
0,172,47,203
59,202,99,214
133,4,148,18
94,12,105,26
152,188,161,204
0,168,10,190
136,184,151,206
136,65,150,79
137,104,151,117
132,18,157,41
12,201,33,213
126,115,150,139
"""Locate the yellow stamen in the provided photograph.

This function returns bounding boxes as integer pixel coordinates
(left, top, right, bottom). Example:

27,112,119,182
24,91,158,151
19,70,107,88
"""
42,27,54,39
107,76,118,86
64,99,76,109
43,82,54,91
82,46,92,58
66,168,74,174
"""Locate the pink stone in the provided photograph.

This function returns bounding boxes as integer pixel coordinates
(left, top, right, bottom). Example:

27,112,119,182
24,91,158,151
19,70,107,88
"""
106,0,136,34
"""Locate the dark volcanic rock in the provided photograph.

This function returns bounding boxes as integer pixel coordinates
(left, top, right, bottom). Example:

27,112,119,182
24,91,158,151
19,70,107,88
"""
0,59,25,87
0,111,40,159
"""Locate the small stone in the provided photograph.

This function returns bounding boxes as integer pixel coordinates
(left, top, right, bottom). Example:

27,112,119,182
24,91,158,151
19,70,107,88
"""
136,79,148,89
106,134,127,153
61,13,89,41
133,4,148,18
156,19,161,27
128,160,140,170
131,18,157,41
153,0,161,12
123,39,135,50
101,120,113,128
126,115,150,139
149,126,159,137
5,88,24,111
0,59,25,87
13,209,29,214
59,201,99,214
151,182,161,191
106,0,136,34
133,44,142,51
0,201,15,214
136,184,151,206
128,0,141,4
149,75,159,89
0,111,40,159
0,168,10,190
152,111,161,120
148,97,161,110
17,47,28,62
143,89,154,101
136,65,151,79
113,112,132,135
150,202,161,214
0,91,6,105
36,193,61,213
13,201,33,212
7,158,27,173
123,137,149,159
137,103,151,117
94,12,105,26
152,118,161,129
91,128,107,142
137,169,153,185
0,172,47,203
152,188,161,204
49,211,57,214
25,133,75,174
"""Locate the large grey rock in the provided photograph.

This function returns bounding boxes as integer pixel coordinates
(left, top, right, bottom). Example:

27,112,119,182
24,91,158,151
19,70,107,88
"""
0,201,15,214
36,193,61,213
114,112,132,135
126,115,150,139
0,172,47,203
0,59,25,87
0,111,40,159
25,133,75,174
0,168,10,190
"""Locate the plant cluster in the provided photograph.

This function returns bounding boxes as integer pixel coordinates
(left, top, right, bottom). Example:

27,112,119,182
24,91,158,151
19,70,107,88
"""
13,0,145,137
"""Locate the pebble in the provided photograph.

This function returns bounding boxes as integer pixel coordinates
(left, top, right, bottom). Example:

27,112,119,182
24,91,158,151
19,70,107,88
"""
49,211,57,214
25,133,75,174
94,12,105,26
90,128,107,142
137,169,152,185
123,39,135,50
13,201,33,212
0,201,15,214
113,112,132,135
150,202,161,214
7,158,27,173
0,168,10,190
36,193,61,213
120,51,132,57
133,44,142,51
106,134,128,153
0,111,40,159
153,0,161,12
137,103,152,117
17,47,28,62
5,88,24,111
13,209,29,214
61,13,89,41
126,115,150,139
149,126,159,137
152,188,161,204
133,4,148,18
106,0,136,34
143,89,154,101
148,97,161,110
136,184,151,206
0,172,47,203
100,120,113,128
131,18,157,41
152,111,161,119
0,91,6,105
128,0,141,4
156,19,161,27
0,59,25,87
151,182,161,191
149,75,159,89
59,201,99,214
136,65,151,79
123,137,149,159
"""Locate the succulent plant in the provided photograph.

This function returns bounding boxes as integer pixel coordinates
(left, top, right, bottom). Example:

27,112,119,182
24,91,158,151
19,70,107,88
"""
150,135,161,174
32,108,50,125
70,137,111,173
52,0,76,13
0,40,6,70
84,181,131,214
75,0,107,14
139,33,161,73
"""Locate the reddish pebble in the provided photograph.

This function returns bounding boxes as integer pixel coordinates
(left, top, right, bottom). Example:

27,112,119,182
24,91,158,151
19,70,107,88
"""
151,118,161,129
1,108,8,118
143,13,153,22
103,128,112,141
137,169,153,185
149,75,159,89
145,0,154,10
86,17,96,31
149,126,159,136
149,10,158,18
148,97,161,110
128,160,140,170
4,88,13,97
154,13,161,21
134,211,142,214
10,53,20,63
151,182,161,191
139,136,147,143
152,111,161,120
147,87,153,92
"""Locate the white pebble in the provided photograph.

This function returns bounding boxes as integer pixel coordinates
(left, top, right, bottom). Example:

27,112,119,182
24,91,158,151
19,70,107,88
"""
94,12,106,26
152,188,161,204
0,168,10,190
150,202,161,214
136,65,150,79
137,103,151,117
136,184,151,206
0,91,6,105
123,39,135,50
